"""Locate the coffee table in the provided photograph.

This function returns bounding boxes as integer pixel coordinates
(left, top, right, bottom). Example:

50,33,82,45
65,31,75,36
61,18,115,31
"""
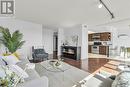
40,59,70,87
36,60,90,87
40,59,70,72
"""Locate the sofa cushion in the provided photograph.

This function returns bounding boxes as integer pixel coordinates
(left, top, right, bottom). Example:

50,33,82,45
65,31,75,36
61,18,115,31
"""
17,76,48,87
17,57,29,69
112,71,130,87
35,54,48,58
8,65,29,79
16,57,40,81
0,65,7,78
34,49,45,54
0,57,6,65
24,69,40,81
16,56,48,87
86,74,113,87
2,54,21,65
94,74,113,87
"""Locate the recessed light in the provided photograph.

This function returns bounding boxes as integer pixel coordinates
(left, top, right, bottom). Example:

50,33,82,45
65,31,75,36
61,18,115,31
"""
98,3,103,8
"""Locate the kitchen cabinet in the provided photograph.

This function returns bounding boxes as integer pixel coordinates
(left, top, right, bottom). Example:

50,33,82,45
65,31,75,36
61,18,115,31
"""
100,32,111,41
88,32,111,41
88,34,93,41
99,46,109,55
88,45,92,53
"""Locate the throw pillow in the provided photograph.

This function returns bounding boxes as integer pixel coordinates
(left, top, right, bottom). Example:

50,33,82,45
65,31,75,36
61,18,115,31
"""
13,52,20,59
0,56,6,65
2,54,21,65
112,71,130,87
0,65,22,87
8,65,29,79
0,65,7,78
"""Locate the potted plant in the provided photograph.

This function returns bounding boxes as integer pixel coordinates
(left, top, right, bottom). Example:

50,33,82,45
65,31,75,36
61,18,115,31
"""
0,26,25,58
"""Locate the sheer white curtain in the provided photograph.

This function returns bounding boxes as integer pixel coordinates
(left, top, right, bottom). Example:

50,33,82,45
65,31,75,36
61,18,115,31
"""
118,35,129,58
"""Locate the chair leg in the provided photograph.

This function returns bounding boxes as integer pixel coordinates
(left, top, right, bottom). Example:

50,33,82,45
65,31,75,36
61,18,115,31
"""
33,58,34,62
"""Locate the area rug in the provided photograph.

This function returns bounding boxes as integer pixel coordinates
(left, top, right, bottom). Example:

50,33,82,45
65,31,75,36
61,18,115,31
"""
35,61,90,87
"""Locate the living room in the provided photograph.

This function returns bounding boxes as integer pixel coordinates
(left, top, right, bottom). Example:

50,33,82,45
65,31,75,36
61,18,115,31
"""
0,0,130,87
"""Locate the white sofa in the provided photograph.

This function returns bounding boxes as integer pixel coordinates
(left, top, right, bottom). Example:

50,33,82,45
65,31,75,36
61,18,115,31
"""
16,57,48,87
86,75,113,87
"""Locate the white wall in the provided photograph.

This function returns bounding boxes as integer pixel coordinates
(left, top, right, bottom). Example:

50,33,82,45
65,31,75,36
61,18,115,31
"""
0,18,43,57
58,28,64,56
0,18,61,57
115,27,130,47
63,25,82,46
42,28,54,54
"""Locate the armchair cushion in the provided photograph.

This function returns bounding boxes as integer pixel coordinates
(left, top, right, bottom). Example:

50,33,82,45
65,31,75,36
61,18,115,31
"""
34,49,45,54
32,48,48,60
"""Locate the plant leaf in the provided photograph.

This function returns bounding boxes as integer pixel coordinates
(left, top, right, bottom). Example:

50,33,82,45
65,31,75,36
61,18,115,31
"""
0,26,25,53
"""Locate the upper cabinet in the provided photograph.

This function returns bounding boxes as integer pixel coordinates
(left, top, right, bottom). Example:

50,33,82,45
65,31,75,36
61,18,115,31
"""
88,34,93,41
100,32,111,41
88,32,111,41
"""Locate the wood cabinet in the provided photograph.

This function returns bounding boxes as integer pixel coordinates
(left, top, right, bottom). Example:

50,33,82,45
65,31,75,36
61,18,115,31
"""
88,34,93,41
88,32,111,41
88,45,92,53
99,46,109,55
100,32,111,41
61,46,81,60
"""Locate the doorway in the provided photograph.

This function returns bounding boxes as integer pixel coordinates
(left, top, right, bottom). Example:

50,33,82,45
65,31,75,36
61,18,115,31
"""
53,32,58,58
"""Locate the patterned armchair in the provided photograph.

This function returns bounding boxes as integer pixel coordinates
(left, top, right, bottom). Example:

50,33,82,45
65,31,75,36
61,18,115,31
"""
32,46,48,62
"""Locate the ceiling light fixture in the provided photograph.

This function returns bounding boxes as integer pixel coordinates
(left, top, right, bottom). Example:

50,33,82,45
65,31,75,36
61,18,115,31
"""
99,0,115,19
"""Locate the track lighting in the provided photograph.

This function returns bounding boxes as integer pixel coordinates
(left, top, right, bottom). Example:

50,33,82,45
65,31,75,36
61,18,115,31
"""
98,0,115,19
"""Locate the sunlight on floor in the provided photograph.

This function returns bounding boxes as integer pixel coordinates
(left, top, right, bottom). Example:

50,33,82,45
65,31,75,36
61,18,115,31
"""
88,53,108,58
93,60,120,75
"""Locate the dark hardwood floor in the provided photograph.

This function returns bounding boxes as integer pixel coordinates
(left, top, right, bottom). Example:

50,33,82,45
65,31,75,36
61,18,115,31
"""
63,58,108,73
63,58,120,75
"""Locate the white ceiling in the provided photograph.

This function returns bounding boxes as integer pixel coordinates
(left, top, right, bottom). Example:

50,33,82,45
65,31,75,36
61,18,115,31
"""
15,0,130,27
